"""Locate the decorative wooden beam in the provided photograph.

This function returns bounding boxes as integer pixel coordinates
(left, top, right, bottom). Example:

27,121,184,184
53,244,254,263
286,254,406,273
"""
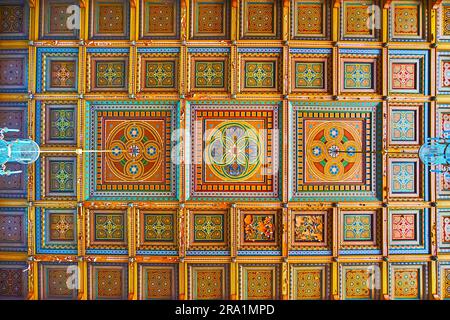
232,0,238,8
130,0,136,8
28,0,36,7
333,0,341,8
384,0,393,9
433,0,444,10
79,0,87,8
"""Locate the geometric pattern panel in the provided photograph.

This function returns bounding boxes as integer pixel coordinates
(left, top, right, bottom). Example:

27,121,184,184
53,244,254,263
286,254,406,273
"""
86,209,128,254
190,0,230,40
38,262,78,300
139,0,180,39
290,48,332,95
138,264,178,300
0,102,27,198
36,208,77,254
239,0,281,40
389,0,427,42
388,158,421,199
289,263,330,300
89,0,130,39
88,263,128,300
0,49,28,93
438,209,450,253
437,51,450,95
438,2,450,42
238,48,282,94
36,156,77,200
0,207,27,252
389,262,428,300
188,264,229,299
188,101,281,201
340,210,381,255
186,210,229,254
86,48,129,93
339,49,381,95
291,0,330,40
388,209,428,254
340,0,380,41
36,47,79,93
438,261,450,299
36,101,77,146
39,0,79,39
137,210,178,254
0,0,29,40
437,106,450,199
188,48,230,93
388,103,422,146
389,50,429,95
339,263,381,300
239,264,280,300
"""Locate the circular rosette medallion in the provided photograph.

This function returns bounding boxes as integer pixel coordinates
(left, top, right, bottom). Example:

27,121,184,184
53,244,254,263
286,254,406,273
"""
305,122,363,182
105,122,163,181
205,121,262,181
